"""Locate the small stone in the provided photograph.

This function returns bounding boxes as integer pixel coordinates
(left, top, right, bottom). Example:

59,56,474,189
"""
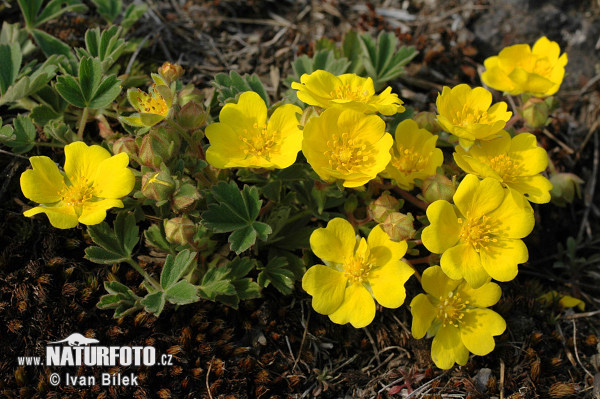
474,367,492,392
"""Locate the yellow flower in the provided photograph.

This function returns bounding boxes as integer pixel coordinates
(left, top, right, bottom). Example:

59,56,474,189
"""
410,266,506,369
421,175,534,288
436,84,512,149
481,36,568,97
383,119,444,190
121,84,173,127
291,70,405,115
538,291,585,311
205,91,302,169
302,218,414,328
20,142,135,229
454,131,553,203
302,108,393,187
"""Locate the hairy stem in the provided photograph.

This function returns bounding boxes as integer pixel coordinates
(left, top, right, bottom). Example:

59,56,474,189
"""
77,107,89,139
126,258,162,291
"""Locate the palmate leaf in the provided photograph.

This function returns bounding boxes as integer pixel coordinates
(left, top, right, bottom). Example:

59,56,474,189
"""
17,0,88,30
212,71,270,107
0,114,37,154
257,257,295,295
85,212,139,264
202,181,272,254
91,0,122,24
198,257,260,308
76,26,127,72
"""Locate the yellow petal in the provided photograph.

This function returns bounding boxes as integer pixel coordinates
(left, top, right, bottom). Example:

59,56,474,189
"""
479,239,528,282
367,225,408,265
507,175,553,204
24,204,79,229
20,156,64,204
78,199,124,225
219,91,267,134
205,123,248,169
531,36,560,60
431,325,469,369
302,265,347,315
421,200,461,254
457,280,502,307
64,142,111,182
369,260,414,308
509,133,548,175
460,308,506,356
93,153,135,199
453,175,504,219
421,265,461,298
441,243,490,288
410,293,436,339
328,283,376,328
309,218,356,264
489,188,535,238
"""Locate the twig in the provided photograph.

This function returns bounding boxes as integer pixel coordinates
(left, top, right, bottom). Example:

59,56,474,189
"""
542,128,575,154
292,310,310,372
125,33,151,75
0,149,28,160
500,358,505,399
206,356,214,399
506,94,519,116
564,309,600,319
572,320,594,381
404,371,449,398
362,327,380,367
392,187,428,211
578,131,599,241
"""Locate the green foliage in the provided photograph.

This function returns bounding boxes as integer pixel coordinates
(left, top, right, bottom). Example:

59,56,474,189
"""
0,22,36,56
121,4,148,31
287,50,351,86
85,212,139,264
359,31,418,90
91,0,122,24
55,56,122,108
97,281,141,318
0,43,22,95
212,71,270,107
17,0,88,30
76,26,127,72
202,181,272,254
198,257,261,309
43,120,77,143
257,257,295,295
30,86,69,126
0,115,36,153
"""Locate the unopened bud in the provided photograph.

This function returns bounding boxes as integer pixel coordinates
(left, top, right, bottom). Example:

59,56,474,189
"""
141,169,176,202
164,217,196,246
299,106,321,127
421,174,455,203
139,127,181,169
520,96,554,129
367,191,401,223
549,172,584,207
177,101,207,130
158,62,184,84
414,112,442,134
112,137,138,159
171,183,200,213
381,212,415,242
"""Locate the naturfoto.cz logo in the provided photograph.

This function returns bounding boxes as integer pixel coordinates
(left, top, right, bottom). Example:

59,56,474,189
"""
17,333,174,387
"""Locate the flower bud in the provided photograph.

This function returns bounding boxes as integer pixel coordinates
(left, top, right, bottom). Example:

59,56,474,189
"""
381,212,415,242
520,97,550,129
176,101,207,130
164,216,196,246
141,170,176,202
299,106,321,127
549,172,584,207
421,174,455,203
171,183,200,213
414,112,442,134
158,61,184,84
367,191,401,223
112,137,138,159
139,127,181,169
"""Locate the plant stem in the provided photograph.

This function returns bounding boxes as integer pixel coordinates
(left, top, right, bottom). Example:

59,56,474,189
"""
78,107,89,139
392,187,428,211
126,258,162,291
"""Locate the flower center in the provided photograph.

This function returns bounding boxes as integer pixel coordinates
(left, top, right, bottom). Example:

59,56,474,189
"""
330,84,369,101
137,87,168,116
391,145,429,174
343,241,373,283
437,291,468,327
60,177,94,208
453,104,490,127
488,154,517,183
241,122,278,159
324,132,371,174
458,212,499,253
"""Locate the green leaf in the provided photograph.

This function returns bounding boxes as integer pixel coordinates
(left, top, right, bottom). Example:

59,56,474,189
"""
198,266,236,300
105,280,136,296
85,246,128,264
165,280,199,305
211,71,270,107
78,56,102,103
35,0,87,29
160,250,197,290
113,212,139,255
55,75,86,107
97,294,123,309
226,257,256,279
257,257,295,295
31,29,73,59
2,114,37,153
78,26,126,72
0,55,60,106
232,279,260,300
0,120,14,143
88,74,121,108
141,292,165,315
122,3,147,31
91,0,122,23
342,30,364,74
0,43,22,95
202,181,272,254
144,224,172,252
